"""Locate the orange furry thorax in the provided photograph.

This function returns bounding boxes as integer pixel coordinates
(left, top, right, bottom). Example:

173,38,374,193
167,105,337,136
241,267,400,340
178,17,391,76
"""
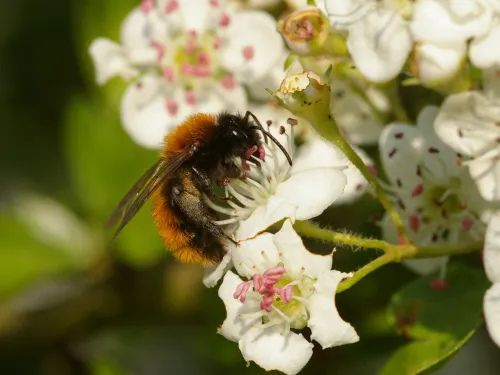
161,113,217,158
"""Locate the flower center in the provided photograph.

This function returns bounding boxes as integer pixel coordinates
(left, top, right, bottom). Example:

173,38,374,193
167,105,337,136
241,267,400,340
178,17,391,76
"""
205,122,296,227
233,265,314,331
421,182,465,222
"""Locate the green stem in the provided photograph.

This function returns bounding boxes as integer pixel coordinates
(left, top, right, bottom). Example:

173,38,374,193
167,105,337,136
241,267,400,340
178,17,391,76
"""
315,115,409,243
295,221,482,293
337,253,395,293
294,220,392,252
387,81,411,123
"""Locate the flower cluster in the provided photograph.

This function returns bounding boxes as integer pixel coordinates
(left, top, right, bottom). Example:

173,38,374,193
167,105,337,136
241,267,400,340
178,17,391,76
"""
90,0,286,148
88,0,500,372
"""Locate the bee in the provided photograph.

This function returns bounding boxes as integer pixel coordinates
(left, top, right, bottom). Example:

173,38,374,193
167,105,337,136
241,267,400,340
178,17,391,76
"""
106,111,292,266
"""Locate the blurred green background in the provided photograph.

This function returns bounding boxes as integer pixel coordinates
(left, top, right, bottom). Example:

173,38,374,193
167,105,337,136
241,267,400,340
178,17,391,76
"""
0,1,499,374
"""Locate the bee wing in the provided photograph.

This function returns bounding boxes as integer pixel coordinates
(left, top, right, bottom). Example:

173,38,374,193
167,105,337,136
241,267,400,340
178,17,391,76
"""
106,151,192,241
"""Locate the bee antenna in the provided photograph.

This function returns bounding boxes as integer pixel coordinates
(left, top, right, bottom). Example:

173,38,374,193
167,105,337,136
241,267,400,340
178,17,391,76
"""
249,126,292,166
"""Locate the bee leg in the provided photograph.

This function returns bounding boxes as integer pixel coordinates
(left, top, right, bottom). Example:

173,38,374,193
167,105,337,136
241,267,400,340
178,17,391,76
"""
192,165,231,201
172,182,238,246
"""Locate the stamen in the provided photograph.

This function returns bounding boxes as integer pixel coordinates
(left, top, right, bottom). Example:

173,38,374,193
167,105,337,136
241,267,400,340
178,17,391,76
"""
165,99,178,116
411,184,424,197
258,145,266,160
226,184,259,208
221,74,236,90
163,67,174,82
164,0,178,13
462,217,473,232
141,0,155,13
246,145,258,159
219,13,231,27
233,281,251,302
264,266,286,278
242,46,255,61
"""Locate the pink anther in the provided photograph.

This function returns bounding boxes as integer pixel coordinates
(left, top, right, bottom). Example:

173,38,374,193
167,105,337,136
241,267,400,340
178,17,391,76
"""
221,74,236,90
186,40,197,54
219,13,231,27
163,67,174,83
411,184,424,197
150,40,165,61
141,0,155,13
264,266,286,278
278,285,293,303
242,160,250,171
192,65,212,77
462,217,473,232
213,37,223,49
409,215,420,232
209,0,219,6
246,145,258,159
198,52,210,65
165,99,178,116
258,145,266,160
279,126,285,135
164,0,178,14
185,91,196,105
253,274,264,293
287,118,298,126
233,281,251,302
260,295,273,312
242,46,254,61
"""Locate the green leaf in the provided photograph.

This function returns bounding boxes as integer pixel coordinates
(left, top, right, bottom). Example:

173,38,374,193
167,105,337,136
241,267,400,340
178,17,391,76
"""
380,262,489,375
379,330,476,375
63,95,164,267
0,215,83,299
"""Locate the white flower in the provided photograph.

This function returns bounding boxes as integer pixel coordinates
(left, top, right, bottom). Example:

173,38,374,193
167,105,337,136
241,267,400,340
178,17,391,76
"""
434,89,500,201
324,0,412,82
89,0,285,148
483,212,500,348
379,106,487,273
218,220,358,375
410,0,499,71
410,0,493,45
411,42,466,87
330,80,387,145
206,117,348,241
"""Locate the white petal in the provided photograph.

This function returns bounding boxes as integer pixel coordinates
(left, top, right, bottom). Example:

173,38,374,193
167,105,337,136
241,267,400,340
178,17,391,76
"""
232,233,280,278
120,8,152,47
218,271,260,342
292,137,369,204
274,219,333,279
276,168,347,220
120,75,188,149
220,11,284,82
307,270,359,348
417,105,461,179
379,123,422,193
346,9,412,82
484,213,500,283
324,0,376,31
203,250,234,287
410,0,493,44
246,59,287,101
239,326,313,375
434,91,500,158
470,23,500,69
484,283,500,348
235,196,297,241
176,0,221,33
195,82,248,115
332,89,384,145
414,42,466,86
88,38,138,85
468,158,500,201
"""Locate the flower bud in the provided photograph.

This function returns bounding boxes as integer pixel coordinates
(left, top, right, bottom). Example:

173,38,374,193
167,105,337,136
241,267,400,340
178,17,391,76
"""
273,70,331,122
277,6,331,55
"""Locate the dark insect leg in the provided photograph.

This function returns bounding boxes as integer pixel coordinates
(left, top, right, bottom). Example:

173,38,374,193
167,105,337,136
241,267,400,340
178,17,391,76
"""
171,180,238,245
